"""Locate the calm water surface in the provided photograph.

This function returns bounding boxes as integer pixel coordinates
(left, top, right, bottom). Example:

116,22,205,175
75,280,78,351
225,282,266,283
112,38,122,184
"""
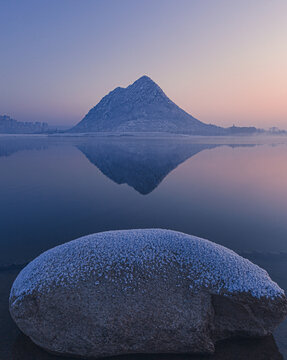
0,135,287,359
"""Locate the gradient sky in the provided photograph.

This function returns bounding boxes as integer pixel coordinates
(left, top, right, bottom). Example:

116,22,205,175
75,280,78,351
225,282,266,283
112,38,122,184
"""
0,0,286,128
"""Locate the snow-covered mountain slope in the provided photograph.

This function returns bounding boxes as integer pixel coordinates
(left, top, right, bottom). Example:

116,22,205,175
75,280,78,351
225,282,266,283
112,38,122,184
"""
70,76,226,135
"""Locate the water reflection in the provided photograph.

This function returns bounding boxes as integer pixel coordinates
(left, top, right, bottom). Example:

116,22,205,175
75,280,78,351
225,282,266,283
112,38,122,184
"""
77,139,258,195
0,136,48,157
77,139,220,194
12,333,283,360
0,136,259,197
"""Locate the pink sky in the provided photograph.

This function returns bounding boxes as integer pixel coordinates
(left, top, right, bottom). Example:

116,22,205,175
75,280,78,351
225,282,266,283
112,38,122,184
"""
0,0,286,129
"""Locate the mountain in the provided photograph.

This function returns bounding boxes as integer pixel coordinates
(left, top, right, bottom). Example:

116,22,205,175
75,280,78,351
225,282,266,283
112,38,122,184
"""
71,75,252,135
0,115,48,134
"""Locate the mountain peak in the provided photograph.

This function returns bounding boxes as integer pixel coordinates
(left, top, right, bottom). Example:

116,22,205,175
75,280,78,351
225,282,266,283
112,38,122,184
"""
128,75,161,92
132,75,154,84
70,76,222,134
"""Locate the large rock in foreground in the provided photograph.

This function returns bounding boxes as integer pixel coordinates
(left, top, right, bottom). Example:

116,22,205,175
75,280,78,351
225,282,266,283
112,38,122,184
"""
9,229,287,358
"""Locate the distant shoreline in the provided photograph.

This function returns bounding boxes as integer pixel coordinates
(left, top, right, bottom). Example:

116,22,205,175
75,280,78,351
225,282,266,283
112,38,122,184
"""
1,133,287,147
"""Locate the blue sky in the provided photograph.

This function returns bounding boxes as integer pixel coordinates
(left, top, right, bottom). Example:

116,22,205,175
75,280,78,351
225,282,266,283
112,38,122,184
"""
0,0,286,128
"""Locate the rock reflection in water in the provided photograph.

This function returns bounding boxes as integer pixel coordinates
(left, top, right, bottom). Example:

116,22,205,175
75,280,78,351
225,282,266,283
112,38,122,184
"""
13,333,283,360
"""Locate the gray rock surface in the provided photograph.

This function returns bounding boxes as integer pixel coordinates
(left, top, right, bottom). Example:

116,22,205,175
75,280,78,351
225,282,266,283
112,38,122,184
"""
9,229,287,358
12,333,284,360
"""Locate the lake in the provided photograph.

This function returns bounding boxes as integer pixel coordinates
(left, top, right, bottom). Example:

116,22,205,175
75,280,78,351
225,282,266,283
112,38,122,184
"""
1,134,287,359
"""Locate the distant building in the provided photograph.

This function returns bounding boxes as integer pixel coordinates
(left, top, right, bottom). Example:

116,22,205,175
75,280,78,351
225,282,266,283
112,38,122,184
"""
0,115,49,134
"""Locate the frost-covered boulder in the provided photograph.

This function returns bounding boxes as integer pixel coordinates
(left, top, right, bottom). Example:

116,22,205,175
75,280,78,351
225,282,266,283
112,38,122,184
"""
9,229,287,358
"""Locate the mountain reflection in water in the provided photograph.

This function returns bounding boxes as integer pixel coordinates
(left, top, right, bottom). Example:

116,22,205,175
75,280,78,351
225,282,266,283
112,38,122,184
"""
77,139,219,194
77,139,257,195
0,136,257,196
